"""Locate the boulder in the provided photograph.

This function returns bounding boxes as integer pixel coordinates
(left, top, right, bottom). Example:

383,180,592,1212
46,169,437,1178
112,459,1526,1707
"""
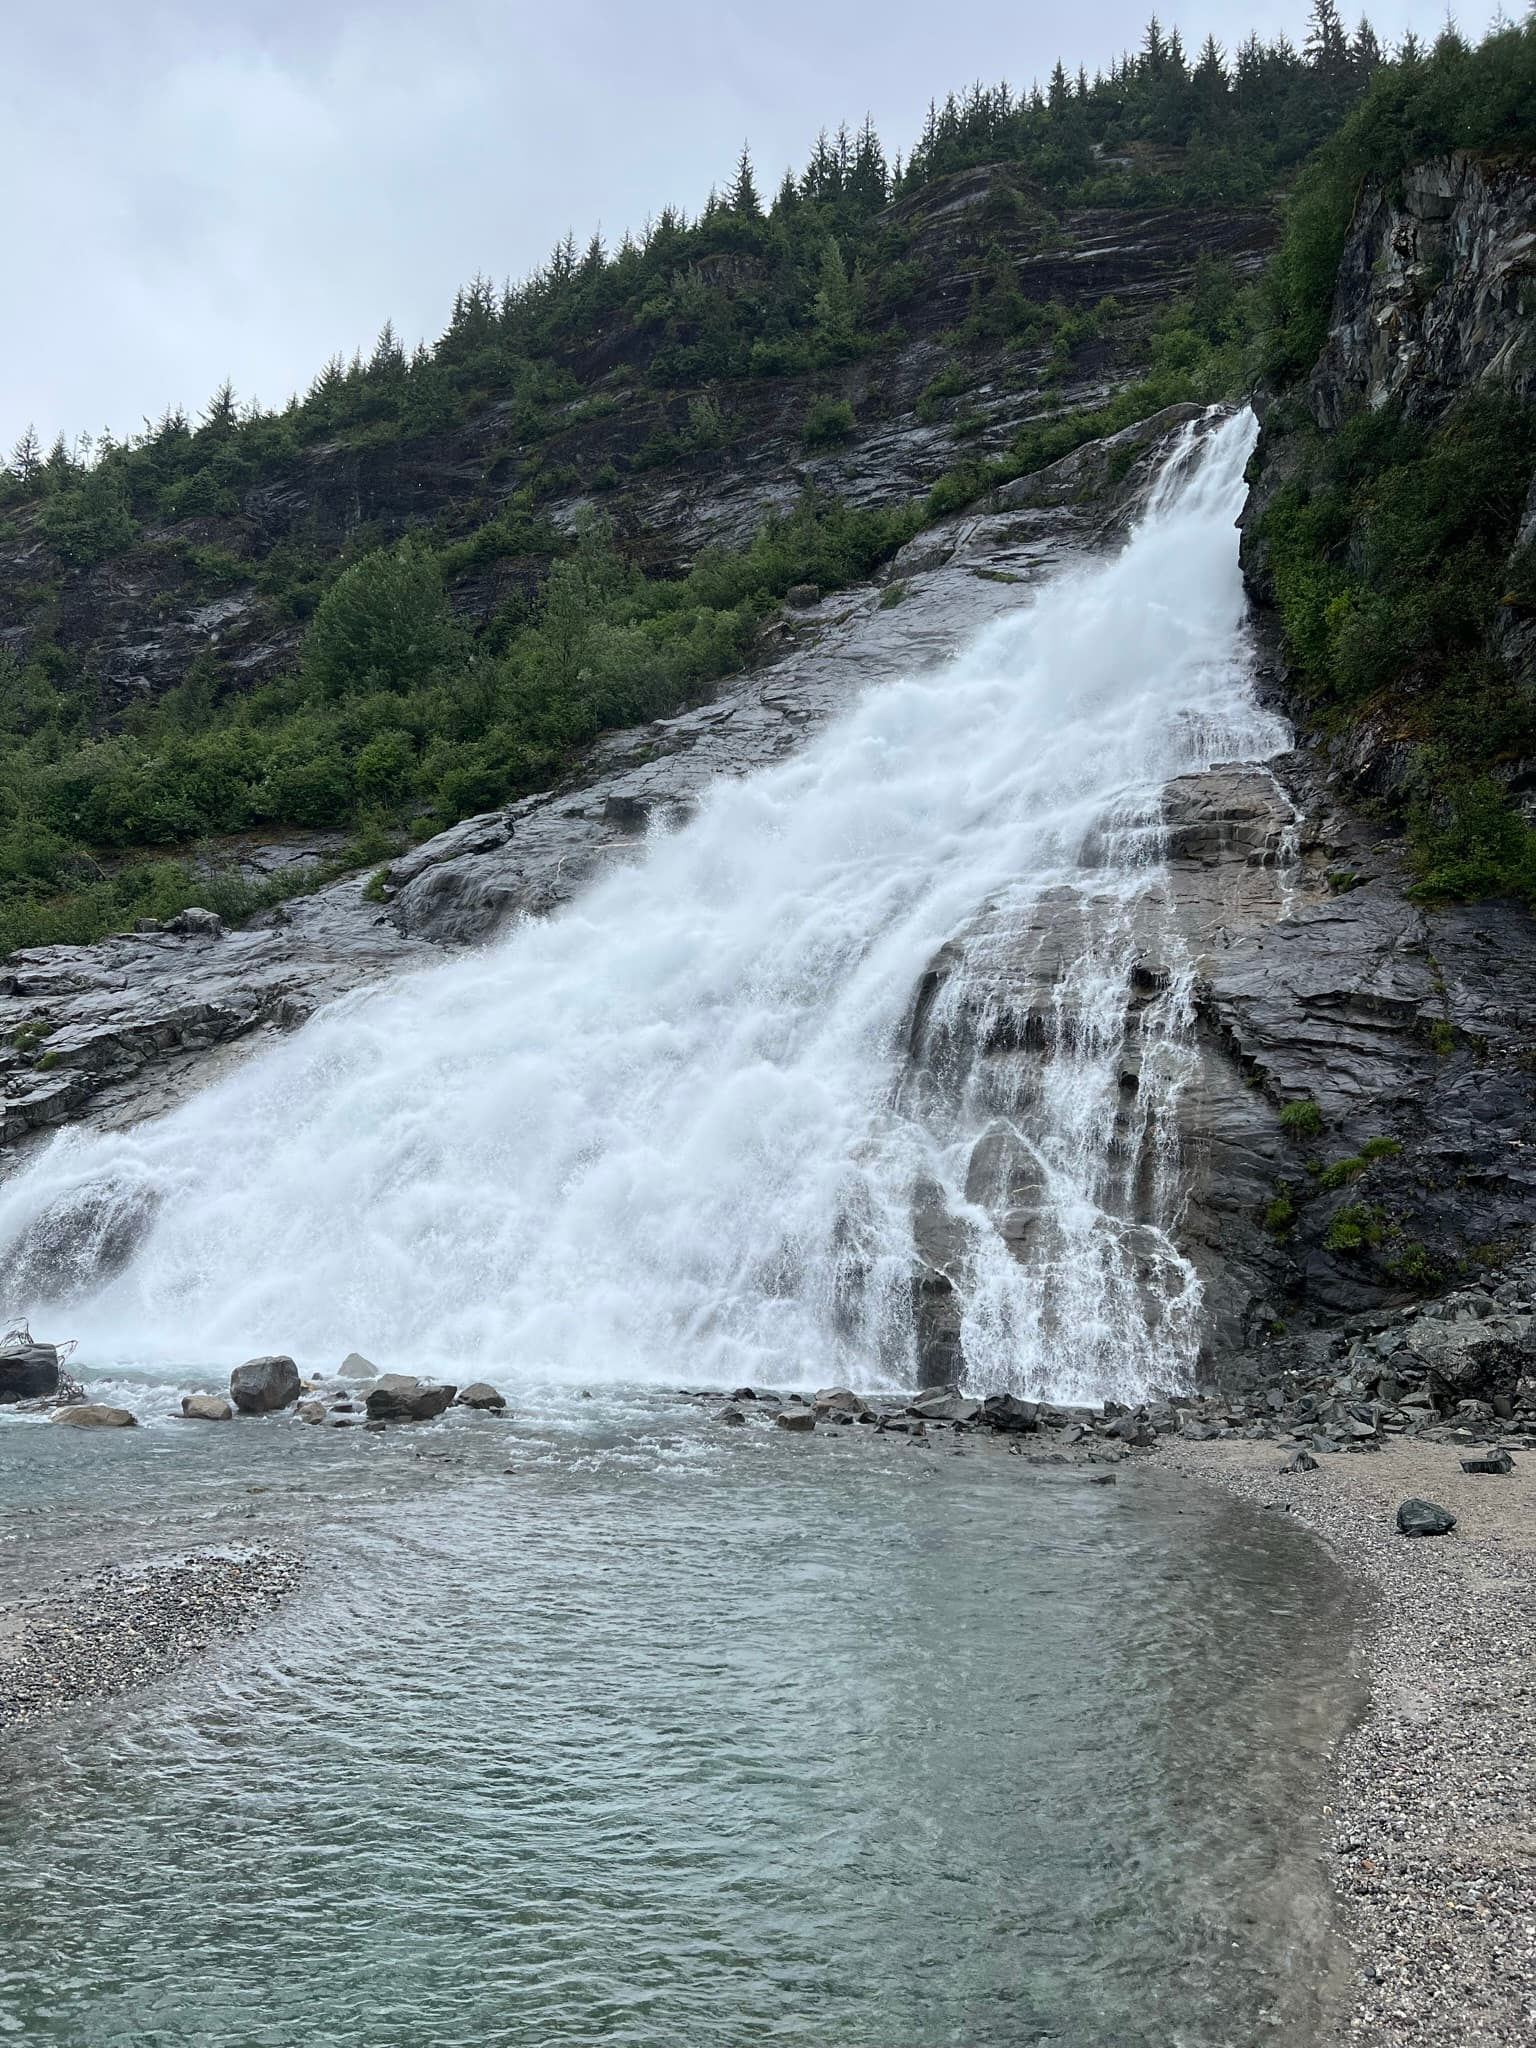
52,1404,137,1428
814,1387,870,1417
165,907,224,938
455,1382,507,1412
339,1352,378,1377
1396,1498,1457,1538
297,1401,326,1424
365,1374,456,1422
717,1405,747,1426
1460,1450,1513,1475
230,1355,301,1414
980,1393,1041,1433
775,1409,816,1433
0,1341,59,1404
732,1387,758,1401
908,1388,982,1423
180,1394,232,1422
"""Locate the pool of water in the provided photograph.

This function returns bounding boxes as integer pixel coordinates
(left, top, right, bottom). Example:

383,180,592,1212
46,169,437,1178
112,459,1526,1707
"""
0,1400,1363,2046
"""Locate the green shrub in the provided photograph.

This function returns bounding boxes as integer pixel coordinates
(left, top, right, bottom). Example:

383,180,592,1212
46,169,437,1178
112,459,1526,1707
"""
1279,1099,1324,1139
1264,1186,1297,1237
1324,1203,1383,1254
1358,1136,1402,1161
801,397,856,449
1318,1156,1366,1190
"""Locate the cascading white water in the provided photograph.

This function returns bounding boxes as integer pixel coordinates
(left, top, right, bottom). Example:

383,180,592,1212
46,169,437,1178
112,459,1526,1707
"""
0,410,1287,1395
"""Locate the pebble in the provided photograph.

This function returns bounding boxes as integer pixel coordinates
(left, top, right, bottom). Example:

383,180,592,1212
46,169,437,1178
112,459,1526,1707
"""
0,1551,304,1729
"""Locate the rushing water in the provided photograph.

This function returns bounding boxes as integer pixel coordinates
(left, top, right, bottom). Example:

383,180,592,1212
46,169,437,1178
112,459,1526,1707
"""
0,1400,1362,2048
0,410,1284,1403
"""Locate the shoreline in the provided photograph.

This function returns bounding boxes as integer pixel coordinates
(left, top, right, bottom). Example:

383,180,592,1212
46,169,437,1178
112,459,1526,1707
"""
1161,1436,1536,2048
0,1549,304,1731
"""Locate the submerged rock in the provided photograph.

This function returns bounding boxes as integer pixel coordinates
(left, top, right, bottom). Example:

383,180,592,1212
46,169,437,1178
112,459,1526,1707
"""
230,1355,301,1414
1396,1498,1457,1538
52,1404,137,1428
365,1374,456,1422
455,1382,507,1412
180,1394,232,1422
717,1405,747,1426
0,1341,59,1404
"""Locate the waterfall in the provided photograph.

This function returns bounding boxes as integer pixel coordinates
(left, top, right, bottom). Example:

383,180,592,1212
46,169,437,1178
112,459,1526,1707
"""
0,410,1286,1396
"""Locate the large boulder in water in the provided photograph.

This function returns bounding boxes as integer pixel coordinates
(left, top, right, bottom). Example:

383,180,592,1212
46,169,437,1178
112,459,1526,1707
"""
181,1394,232,1422
230,1355,301,1414
365,1374,456,1422
0,1341,59,1404
454,1382,507,1412
52,1403,137,1428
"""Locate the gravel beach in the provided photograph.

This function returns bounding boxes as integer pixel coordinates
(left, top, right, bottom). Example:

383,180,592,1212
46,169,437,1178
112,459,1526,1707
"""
0,1550,304,1730
1163,1437,1536,2047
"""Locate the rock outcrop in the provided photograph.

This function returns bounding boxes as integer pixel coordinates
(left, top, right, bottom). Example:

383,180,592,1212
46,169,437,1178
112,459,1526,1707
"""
0,1339,59,1403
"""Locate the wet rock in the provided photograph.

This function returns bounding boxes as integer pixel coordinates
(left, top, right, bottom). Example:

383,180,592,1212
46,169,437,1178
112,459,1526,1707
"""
340,1352,378,1377
1396,1498,1457,1538
364,1374,456,1422
1460,1450,1514,1475
980,1393,1041,1433
717,1405,747,1426
814,1387,870,1416
297,1401,326,1424
230,1354,301,1414
732,1387,758,1401
52,1404,137,1428
908,1387,982,1423
455,1382,507,1411
0,1341,59,1404
180,1394,232,1422
775,1408,816,1433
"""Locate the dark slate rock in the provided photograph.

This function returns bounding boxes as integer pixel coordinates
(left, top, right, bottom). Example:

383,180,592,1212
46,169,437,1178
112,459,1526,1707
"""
364,1375,457,1422
1396,1498,1458,1537
775,1409,815,1433
1460,1450,1513,1474
0,1341,59,1403
1285,1449,1320,1472
455,1382,507,1411
980,1393,1040,1433
230,1354,301,1414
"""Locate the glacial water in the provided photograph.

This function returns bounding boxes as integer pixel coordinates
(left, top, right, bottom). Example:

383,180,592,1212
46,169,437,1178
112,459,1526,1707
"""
0,410,1284,1404
0,1399,1363,2047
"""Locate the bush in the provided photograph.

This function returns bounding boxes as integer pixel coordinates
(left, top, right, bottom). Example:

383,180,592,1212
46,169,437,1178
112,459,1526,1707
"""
1324,1203,1383,1254
801,397,856,449
1279,1099,1324,1138
305,539,464,700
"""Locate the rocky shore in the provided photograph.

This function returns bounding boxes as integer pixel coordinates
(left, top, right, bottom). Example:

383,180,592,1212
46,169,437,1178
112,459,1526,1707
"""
1162,1437,1536,2048
0,1550,303,1730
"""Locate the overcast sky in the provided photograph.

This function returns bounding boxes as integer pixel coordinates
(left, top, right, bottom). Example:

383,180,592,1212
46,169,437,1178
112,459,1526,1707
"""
4,0,1462,454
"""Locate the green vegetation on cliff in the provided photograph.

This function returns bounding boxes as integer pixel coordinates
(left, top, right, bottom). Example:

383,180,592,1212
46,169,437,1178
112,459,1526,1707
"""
5,5,1530,953
1250,20,1536,899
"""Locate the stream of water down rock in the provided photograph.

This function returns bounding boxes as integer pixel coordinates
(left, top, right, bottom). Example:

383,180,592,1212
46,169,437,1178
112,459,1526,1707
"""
0,413,1366,2047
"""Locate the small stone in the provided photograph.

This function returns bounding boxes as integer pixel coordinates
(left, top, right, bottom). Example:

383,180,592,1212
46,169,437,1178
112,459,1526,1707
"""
1285,1449,1319,1472
1396,1498,1457,1537
297,1401,325,1425
180,1395,232,1422
52,1404,137,1428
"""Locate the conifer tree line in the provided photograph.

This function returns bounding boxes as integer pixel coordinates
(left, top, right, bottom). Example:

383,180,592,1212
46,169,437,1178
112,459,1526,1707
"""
0,0,1436,508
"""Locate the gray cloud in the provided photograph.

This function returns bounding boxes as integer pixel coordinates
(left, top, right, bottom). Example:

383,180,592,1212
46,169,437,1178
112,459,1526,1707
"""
2,0,1453,450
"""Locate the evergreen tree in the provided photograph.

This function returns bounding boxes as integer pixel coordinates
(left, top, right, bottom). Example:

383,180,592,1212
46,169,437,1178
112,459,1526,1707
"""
8,425,41,484
1351,16,1384,71
729,143,761,218
1305,0,1351,71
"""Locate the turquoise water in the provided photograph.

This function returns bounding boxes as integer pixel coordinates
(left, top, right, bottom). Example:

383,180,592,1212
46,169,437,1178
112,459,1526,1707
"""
0,1402,1362,2046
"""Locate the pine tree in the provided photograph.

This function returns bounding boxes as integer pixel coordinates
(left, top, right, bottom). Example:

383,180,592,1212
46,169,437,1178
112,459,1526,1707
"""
729,143,761,218
1305,0,1350,71
8,424,41,483
1351,16,1383,70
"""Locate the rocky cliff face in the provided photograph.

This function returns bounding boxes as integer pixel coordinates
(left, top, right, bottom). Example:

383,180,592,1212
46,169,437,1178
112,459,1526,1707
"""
1307,152,1536,429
